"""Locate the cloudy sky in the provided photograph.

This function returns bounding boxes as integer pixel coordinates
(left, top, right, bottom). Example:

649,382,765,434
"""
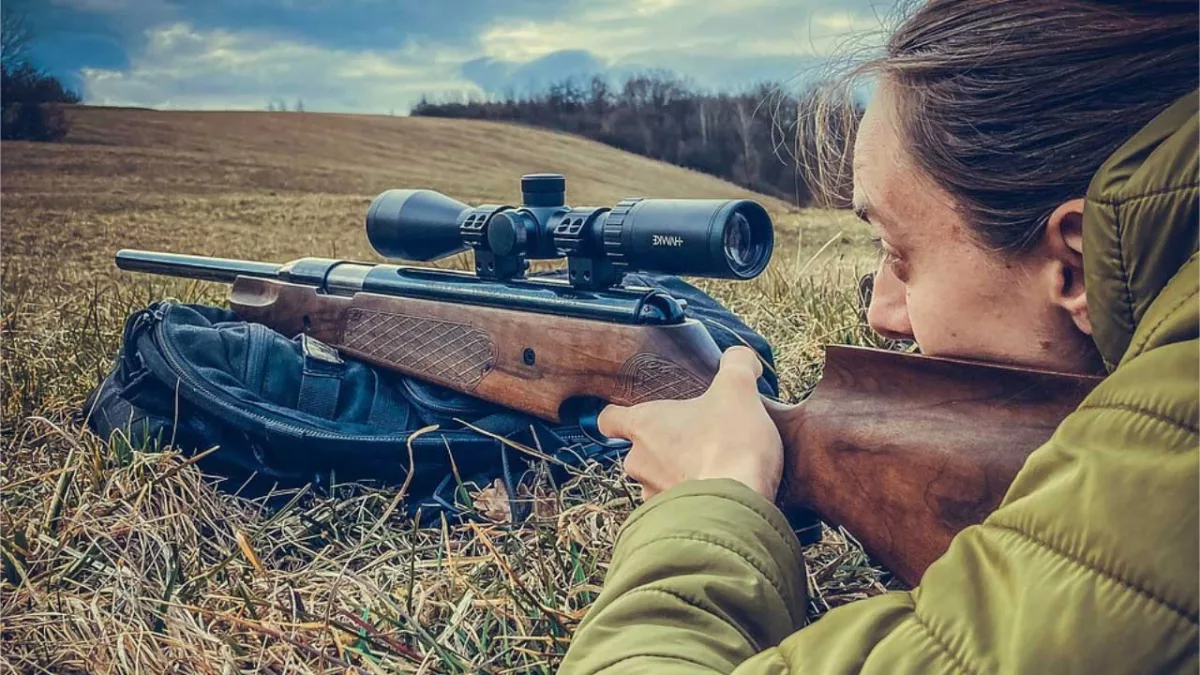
19,0,893,114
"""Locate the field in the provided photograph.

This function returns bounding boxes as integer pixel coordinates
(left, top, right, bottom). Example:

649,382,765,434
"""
1,106,889,673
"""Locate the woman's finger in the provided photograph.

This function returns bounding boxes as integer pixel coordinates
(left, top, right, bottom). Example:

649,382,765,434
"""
622,445,644,480
597,403,633,440
714,346,764,390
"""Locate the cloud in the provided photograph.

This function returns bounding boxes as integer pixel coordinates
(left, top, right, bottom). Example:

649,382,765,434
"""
476,0,882,62
48,0,587,53
41,0,893,112
468,0,888,93
81,22,482,113
461,50,609,96
29,0,586,90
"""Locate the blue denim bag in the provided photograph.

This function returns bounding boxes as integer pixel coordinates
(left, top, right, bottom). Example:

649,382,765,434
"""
83,272,779,523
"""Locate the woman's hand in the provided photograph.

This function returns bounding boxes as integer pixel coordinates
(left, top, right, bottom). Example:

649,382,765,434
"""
597,346,784,501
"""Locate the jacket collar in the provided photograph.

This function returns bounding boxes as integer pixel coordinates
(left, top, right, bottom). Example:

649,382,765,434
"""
1082,91,1199,370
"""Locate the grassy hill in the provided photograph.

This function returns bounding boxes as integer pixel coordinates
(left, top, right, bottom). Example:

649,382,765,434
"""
48,106,795,202
1,106,883,673
3,106,845,272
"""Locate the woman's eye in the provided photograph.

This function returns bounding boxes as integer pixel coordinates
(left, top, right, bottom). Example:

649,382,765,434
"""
871,236,901,265
871,236,909,281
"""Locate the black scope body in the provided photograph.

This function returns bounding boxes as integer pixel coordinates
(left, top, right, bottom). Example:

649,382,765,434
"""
365,173,773,288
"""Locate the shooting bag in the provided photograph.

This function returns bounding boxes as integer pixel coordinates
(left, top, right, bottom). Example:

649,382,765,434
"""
83,272,779,522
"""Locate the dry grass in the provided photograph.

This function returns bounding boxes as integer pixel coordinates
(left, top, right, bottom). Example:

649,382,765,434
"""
2,106,892,674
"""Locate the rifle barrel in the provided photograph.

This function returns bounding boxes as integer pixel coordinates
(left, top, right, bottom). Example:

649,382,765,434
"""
116,250,283,283
115,249,690,325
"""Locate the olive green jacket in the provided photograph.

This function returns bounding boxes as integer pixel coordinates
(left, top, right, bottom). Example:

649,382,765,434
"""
561,92,1199,674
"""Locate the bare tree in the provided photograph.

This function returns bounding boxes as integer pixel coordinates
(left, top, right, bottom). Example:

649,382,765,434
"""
733,97,758,186
408,71,854,204
2,4,34,70
293,98,304,112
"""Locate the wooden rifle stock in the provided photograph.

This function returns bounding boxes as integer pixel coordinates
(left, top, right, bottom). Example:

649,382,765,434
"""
768,346,1102,586
229,276,1103,586
228,277,723,421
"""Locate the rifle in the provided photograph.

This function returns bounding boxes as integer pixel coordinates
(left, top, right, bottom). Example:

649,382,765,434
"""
114,174,1102,586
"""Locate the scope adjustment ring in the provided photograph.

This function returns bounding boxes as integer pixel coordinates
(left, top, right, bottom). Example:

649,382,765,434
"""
602,198,642,263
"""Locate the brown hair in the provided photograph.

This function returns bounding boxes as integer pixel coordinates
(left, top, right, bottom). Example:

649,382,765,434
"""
805,0,1199,253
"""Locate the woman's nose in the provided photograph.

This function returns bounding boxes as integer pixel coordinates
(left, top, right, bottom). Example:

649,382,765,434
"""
866,268,914,341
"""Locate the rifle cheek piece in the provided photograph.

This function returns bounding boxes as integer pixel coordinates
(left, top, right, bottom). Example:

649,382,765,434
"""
364,174,775,289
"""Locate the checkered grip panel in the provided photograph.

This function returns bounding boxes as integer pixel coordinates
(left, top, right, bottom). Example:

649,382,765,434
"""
341,308,496,390
616,353,709,404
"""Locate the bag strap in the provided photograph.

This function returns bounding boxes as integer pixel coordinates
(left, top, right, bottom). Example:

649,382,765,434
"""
296,335,345,419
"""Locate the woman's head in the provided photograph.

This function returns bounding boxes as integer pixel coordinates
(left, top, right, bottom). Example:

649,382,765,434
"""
813,0,1198,372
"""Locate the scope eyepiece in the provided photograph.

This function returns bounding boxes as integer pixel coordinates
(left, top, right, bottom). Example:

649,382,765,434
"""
600,198,772,280
364,174,775,287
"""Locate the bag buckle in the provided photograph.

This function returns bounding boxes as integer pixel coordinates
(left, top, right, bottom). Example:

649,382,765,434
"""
301,334,343,366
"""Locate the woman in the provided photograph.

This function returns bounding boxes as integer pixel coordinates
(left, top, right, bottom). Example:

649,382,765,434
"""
561,1,1198,673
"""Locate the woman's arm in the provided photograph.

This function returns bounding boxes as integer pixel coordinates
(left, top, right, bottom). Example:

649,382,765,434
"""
561,345,806,672
559,479,807,674
561,347,806,673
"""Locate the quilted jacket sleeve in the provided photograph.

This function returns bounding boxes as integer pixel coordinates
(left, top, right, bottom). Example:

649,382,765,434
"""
558,479,809,674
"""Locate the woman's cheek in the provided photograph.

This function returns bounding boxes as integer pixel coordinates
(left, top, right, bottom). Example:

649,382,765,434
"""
906,285,956,356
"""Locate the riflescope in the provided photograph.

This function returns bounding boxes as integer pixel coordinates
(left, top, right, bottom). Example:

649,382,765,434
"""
366,173,773,289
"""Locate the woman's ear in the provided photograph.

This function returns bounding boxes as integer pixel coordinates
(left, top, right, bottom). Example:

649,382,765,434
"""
1043,198,1091,335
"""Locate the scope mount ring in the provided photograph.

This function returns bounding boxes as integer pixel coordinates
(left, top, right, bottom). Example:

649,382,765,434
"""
459,204,511,249
460,204,531,280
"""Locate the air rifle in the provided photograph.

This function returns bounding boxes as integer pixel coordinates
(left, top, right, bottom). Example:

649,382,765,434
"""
115,173,1103,586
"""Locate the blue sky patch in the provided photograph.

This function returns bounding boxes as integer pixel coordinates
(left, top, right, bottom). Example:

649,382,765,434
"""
15,0,889,113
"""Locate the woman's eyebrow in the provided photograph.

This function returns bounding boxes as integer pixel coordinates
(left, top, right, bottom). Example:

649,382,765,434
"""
851,193,873,224
853,191,898,237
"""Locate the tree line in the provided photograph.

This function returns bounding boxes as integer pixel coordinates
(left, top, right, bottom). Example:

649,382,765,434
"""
2,5,82,141
266,99,306,112
411,72,861,206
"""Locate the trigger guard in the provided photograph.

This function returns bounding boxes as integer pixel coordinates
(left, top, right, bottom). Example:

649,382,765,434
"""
567,398,633,450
